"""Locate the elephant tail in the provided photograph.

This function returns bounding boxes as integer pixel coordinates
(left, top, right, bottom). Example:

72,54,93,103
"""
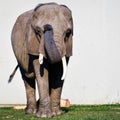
8,65,19,83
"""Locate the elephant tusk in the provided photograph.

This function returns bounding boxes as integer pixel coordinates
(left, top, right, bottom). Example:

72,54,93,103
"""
61,56,67,80
39,53,43,65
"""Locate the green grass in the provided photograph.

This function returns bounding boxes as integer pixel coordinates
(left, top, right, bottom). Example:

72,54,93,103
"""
0,104,120,120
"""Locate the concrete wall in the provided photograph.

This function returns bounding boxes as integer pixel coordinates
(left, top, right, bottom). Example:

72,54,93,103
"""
0,0,120,104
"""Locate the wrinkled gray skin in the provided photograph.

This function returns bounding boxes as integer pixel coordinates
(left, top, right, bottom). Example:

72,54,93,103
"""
11,3,73,118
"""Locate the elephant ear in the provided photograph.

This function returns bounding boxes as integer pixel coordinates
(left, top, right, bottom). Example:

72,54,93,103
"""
27,24,40,56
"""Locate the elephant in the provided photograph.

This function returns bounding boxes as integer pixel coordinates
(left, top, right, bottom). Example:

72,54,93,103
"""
9,2,73,118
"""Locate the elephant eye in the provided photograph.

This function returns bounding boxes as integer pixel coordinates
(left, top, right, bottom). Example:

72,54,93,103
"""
66,29,71,37
34,27,42,41
35,27,41,35
64,29,71,42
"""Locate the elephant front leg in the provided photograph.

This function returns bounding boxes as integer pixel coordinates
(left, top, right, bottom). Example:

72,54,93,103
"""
49,62,64,116
51,87,64,116
33,59,52,118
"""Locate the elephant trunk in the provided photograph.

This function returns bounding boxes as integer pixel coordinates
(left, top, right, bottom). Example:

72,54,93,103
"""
44,24,61,64
38,24,68,80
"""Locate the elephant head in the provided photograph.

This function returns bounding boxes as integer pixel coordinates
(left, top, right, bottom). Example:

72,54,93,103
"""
27,3,73,79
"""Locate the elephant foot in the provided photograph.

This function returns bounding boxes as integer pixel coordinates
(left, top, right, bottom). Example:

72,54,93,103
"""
35,107,52,118
25,105,37,114
52,106,64,116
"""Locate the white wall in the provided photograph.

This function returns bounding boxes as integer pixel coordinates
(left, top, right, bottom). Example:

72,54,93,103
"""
0,0,120,104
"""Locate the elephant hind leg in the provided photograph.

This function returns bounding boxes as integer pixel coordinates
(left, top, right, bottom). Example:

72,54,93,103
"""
23,78,37,114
